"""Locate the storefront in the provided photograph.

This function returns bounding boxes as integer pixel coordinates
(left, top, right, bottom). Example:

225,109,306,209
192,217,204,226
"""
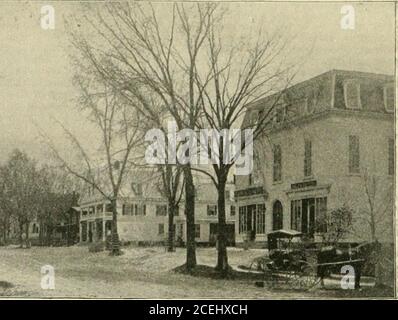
287,181,330,238
235,186,268,244
238,203,265,241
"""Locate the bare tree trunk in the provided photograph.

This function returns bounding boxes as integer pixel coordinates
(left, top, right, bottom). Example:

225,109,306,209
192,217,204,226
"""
19,222,24,248
370,209,377,242
25,222,31,248
110,198,122,256
215,173,229,276
47,224,53,246
168,203,176,252
38,222,43,246
2,225,5,245
0,220,5,246
184,166,196,271
2,217,8,245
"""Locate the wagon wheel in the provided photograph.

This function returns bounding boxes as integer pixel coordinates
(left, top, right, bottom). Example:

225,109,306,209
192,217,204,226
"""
265,271,278,289
284,270,300,289
257,258,269,273
295,261,321,290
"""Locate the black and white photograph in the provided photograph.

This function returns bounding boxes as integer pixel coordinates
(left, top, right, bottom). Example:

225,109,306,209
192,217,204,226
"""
0,1,395,301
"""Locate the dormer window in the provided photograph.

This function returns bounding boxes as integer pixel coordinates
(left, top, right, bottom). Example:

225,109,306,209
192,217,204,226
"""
131,182,143,196
344,80,361,110
383,85,394,113
307,89,316,114
299,98,309,115
249,111,258,126
258,110,264,122
273,106,286,124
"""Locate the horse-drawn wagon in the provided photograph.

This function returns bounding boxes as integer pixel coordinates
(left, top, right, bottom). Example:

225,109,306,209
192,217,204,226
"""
247,229,375,290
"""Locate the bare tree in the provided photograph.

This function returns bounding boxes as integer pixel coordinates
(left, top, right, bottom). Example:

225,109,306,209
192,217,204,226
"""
66,2,219,270
359,170,394,243
318,205,354,245
36,166,80,246
0,166,13,245
42,81,144,255
152,164,185,252
188,15,298,274
1,150,42,248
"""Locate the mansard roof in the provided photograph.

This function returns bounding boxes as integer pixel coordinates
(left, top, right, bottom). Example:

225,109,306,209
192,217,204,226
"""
242,69,394,129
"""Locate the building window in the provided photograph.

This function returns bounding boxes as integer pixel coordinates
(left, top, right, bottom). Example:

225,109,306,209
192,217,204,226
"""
304,139,312,177
170,205,179,216
207,205,217,216
315,197,328,233
291,200,302,232
274,106,285,124
31,223,39,234
195,224,201,238
230,205,236,216
122,204,134,216
291,197,327,234
248,173,253,186
273,144,282,182
105,203,113,212
272,201,283,230
239,207,247,234
96,204,103,213
250,111,258,126
156,205,168,216
384,85,394,113
177,224,184,238
349,135,360,174
131,183,143,196
135,204,146,216
388,138,394,175
224,190,231,201
299,98,309,115
307,88,317,114
158,224,164,235
81,222,87,242
344,80,361,110
238,204,265,235
256,204,266,234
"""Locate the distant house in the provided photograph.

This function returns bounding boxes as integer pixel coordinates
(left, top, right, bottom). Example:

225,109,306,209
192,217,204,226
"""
78,170,236,246
235,70,394,246
52,206,80,246
9,192,80,246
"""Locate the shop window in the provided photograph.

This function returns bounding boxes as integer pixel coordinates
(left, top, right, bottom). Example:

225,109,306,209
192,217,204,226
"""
256,204,266,234
195,224,201,238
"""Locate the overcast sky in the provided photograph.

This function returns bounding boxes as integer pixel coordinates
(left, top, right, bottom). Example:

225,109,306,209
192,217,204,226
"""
0,2,395,163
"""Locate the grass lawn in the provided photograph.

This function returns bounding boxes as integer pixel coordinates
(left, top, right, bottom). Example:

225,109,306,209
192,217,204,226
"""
0,245,392,299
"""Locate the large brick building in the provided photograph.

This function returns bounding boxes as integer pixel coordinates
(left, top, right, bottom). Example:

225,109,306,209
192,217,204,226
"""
235,70,394,246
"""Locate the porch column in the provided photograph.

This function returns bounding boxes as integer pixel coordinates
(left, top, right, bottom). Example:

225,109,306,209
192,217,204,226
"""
102,217,106,242
79,221,83,243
